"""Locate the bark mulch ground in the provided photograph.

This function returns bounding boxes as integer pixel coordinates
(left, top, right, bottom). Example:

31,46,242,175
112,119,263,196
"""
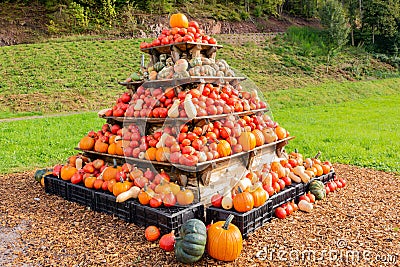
0,164,399,266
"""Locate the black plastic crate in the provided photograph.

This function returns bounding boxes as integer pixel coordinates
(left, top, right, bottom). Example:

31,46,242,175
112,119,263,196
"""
94,191,132,222
44,175,69,199
68,183,96,210
205,199,273,239
130,202,205,235
311,171,336,185
290,182,309,201
269,186,296,210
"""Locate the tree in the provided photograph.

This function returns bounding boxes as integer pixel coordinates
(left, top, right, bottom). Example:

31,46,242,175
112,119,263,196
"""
319,0,350,71
362,0,399,43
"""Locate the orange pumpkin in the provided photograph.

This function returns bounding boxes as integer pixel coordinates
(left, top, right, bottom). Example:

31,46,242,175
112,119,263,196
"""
107,178,117,193
207,214,243,261
169,13,189,28
94,139,108,153
138,185,154,205
145,147,157,161
275,126,287,140
79,136,95,150
115,140,124,156
112,179,133,196
314,163,324,176
60,165,77,181
249,183,267,207
251,129,265,147
233,187,254,212
103,162,121,181
108,143,117,155
238,132,256,151
155,147,170,162
322,164,331,174
176,187,195,206
217,140,232,158
84,176,96,189
145,226,161,241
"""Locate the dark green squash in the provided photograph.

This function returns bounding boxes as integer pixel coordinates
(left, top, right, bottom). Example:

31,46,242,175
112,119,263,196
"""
33,168,52,183
309,180,326,200
174,219,207,264
153,61,166,72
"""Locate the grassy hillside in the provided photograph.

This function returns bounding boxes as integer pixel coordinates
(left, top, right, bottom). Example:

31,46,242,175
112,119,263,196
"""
0,32,398,119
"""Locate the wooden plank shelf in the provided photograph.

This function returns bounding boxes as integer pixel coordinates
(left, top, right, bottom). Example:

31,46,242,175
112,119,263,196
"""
118,76,246,89
75,136,294,173
140,42,223,54
99,108,269,124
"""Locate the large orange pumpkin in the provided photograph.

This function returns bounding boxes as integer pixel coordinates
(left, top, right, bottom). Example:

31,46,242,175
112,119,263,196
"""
79,136,95,150
251,129,265,147
207,214,243,261
238,132,256,151
169,13,189,28
108,143,117,155
275,126,288,140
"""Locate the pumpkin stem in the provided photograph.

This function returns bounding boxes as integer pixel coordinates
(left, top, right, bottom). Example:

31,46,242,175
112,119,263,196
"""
112,158,117,168
237,186,243,193
314,151,321,159
223,214,234,230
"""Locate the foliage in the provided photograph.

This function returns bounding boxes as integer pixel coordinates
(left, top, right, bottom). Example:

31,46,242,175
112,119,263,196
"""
319,0,350,52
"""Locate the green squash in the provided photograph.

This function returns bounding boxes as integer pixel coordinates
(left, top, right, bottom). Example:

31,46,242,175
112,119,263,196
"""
33,168,52,183
153,61,166,72
309,180,326,200
174,219,207,264
189,57,202,67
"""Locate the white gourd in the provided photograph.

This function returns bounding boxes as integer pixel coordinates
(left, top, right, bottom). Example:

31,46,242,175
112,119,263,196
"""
167,99,180,118
184,94,197,119
298,200,313,212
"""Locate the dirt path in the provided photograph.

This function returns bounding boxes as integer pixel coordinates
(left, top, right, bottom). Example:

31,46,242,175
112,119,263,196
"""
0,164,399,266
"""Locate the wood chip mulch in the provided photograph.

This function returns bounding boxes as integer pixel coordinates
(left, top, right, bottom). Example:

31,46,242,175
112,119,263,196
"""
0,164,399,267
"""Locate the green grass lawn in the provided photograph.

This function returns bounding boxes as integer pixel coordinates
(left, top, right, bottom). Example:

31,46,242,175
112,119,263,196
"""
0,79,398,174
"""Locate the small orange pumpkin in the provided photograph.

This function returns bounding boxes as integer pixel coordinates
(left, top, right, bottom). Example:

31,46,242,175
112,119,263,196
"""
60,165,77,181
248,182,267,207
79,136,95,150
238,132,256,151
145,147,157,161
169,13,189,28
84,175,96,189
145,226,161,241
233,187,254,212
275,126,288,140
94,139,108,153
155,147,170,162
138,185,154,205
115,140,124,156
217,140,232,158
108,143,117,155
251,129,265,147
112,179,133,196
176,187,195,206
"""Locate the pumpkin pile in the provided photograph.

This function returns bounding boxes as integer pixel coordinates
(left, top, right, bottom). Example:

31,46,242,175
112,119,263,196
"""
209,149,335,213
140,14,216,49
81,111,287,167
51,155,195,207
